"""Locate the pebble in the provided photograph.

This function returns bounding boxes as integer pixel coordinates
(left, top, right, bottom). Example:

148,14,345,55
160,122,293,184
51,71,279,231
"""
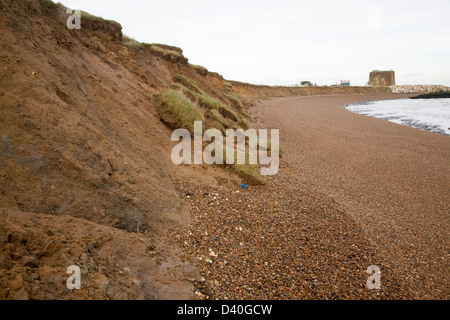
171,172,414,300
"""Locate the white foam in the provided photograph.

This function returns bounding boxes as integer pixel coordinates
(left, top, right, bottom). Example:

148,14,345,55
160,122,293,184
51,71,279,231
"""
346,99,450,136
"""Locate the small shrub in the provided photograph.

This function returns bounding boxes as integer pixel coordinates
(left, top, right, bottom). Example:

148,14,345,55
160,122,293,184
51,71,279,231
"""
210,109,230,128
173,75,203,94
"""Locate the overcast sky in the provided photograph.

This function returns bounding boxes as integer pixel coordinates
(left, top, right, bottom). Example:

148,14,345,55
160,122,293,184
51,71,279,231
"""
58,0,450,86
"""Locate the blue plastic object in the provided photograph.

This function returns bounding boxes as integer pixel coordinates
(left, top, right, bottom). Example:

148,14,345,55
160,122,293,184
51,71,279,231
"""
240,184,248,189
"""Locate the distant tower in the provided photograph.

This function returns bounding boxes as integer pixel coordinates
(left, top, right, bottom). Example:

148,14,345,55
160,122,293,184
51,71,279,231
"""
369,70,396,86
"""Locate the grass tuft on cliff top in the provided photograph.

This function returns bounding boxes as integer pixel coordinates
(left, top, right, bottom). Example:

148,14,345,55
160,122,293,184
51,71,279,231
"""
148,45,182,59
80,11,122,27
210,109,230,128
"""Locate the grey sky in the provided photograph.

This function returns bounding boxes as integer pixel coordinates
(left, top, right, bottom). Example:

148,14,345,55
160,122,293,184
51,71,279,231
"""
59,0,450,86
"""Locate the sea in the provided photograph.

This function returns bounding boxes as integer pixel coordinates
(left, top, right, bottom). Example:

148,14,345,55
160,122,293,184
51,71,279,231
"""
346,98,450,136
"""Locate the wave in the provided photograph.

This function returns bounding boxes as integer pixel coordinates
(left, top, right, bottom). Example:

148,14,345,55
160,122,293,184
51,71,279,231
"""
346,99,450,136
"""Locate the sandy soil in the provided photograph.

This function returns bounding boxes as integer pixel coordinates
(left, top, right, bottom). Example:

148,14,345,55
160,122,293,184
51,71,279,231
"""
174,94,449,300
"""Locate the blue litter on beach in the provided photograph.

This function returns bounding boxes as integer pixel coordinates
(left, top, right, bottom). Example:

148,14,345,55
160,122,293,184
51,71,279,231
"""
240,184,248,189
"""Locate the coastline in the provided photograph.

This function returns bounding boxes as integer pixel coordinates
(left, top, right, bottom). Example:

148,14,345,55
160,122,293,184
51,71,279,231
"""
346,97,450,136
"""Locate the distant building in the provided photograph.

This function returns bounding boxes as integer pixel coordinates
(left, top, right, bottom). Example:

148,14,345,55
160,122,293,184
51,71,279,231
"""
369,70,395,86
340,80,351,86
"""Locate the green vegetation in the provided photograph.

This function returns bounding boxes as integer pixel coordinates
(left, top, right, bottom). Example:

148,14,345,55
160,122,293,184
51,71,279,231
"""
159,74,269,185
220,105,239,122
190,64,208,75
210,109,230,128
226,94,243,109
150,43,183,54
156,89,204,132
173,76,239,122
241,109,251,119
227,94,252,118
148,45,183,60
259,138,283,158
222,146,268,186
173,74,203,94
80,11,122,27
122,35,143,49
169,83,199,102
234,163,268,185
240,118,250,129
214,121,226,134
411,90,450,99
223,81,233,91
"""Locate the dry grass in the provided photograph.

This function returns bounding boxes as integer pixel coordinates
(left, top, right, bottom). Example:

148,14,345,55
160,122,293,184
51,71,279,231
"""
173,75,203,94
156,89,204,132
259,138,283,158
210,109,230,128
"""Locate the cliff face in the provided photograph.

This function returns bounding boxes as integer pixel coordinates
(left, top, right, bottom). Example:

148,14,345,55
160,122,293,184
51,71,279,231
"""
0,0,224,300
0,0,194,234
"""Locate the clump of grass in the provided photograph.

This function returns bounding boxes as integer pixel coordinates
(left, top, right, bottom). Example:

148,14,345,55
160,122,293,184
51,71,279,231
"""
215,121,226,134
227,93,252,118
220,105,239,122
411,90,450,99
173,75,203,94
148,45,183,60
234,163,268,185
170,83,199,102
190,64,208,75
196,94,223,110
221,145,268,185
122,35,143,49
151,43,183,54
258,138,283,158
197,95,238,122
80,11,122,27
156,89,204,132
171,75,240,125
223,81,233,91
226,94,243,109
240,118,250,129
210,109,230,128
241,109,251,119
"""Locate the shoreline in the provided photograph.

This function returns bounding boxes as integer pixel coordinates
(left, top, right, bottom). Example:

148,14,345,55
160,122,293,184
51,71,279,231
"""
345,97,450,136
